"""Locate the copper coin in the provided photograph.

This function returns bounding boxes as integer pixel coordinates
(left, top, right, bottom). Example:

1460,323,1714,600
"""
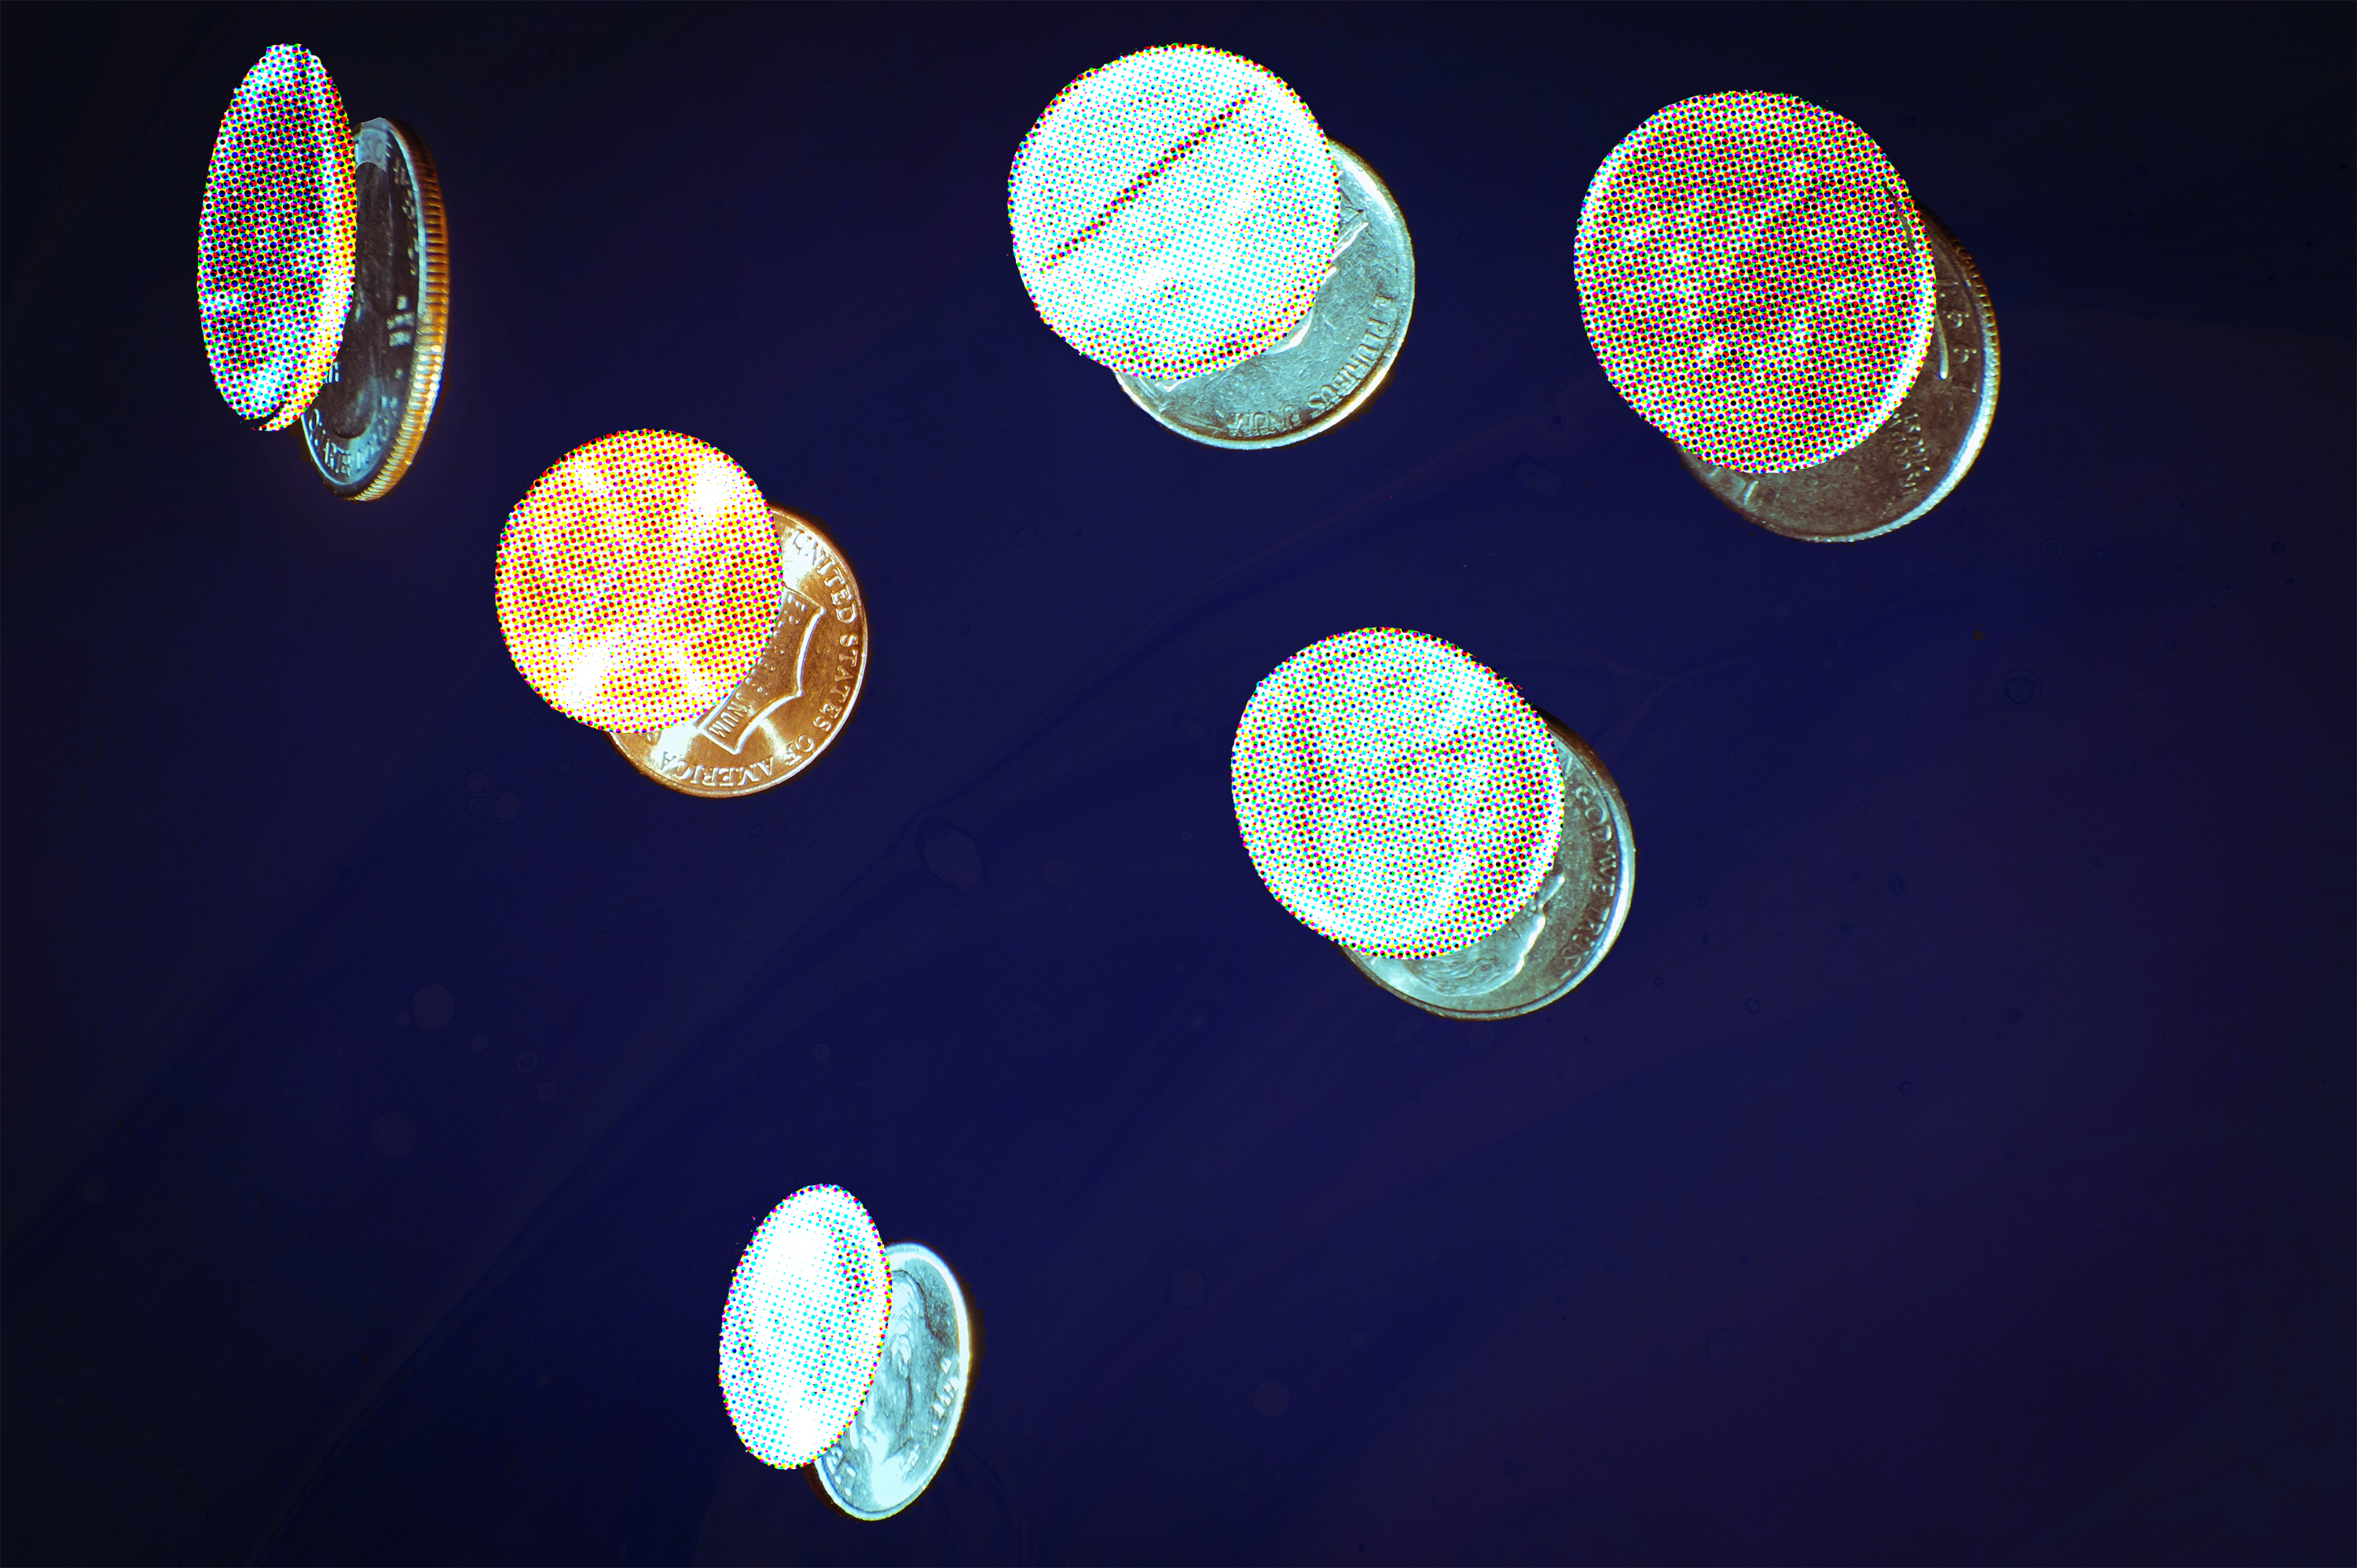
610,507,870,797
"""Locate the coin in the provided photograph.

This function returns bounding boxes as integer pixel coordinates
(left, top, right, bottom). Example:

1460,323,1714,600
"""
300,118,449,500
1576,92,1935,475
719,1184,891,1472
1343,714,1636,1020
1676,207,1999,540
1112,141,1413,449
197,44,357,430
610,507,869,797
814,1243,975,1522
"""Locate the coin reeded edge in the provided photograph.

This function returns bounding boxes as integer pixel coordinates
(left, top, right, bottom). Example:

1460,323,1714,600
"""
342,117,450,502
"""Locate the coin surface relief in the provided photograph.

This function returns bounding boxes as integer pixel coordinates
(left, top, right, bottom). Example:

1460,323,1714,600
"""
610,507,871,797
1343,715,1637,1020
814,1243,975,1521
301,117,450,500
1676,207,2000,540
1113,140,1413,448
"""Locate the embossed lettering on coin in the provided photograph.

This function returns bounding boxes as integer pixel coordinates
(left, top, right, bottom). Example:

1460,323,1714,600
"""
1676,208,1999,541
610,509,871,798
1345,716,1637,1020
1113,141,1413,449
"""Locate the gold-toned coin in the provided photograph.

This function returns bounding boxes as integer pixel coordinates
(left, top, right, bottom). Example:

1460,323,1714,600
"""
610,507,870,798
495,431,783,733
197,44,357,430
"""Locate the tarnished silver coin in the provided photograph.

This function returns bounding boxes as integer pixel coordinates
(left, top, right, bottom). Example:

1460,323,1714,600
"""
1343,716,1636,1020
300,118,449,500
814,1242,974,1521
1677,208,1999,541
1112,141,1413,449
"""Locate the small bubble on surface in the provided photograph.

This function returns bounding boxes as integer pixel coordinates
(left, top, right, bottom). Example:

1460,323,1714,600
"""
1252,1379,1291,1417
495,789,522,821
79,1177,106,1204
1169,1267,1208,1307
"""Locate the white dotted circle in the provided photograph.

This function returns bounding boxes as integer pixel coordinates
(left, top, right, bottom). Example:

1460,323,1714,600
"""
717,1184,889,1471
1010,45,1338,379
196,44,355,430
1232,629,1564,960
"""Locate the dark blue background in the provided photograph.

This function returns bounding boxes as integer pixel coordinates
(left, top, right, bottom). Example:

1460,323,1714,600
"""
4,5,2351,1563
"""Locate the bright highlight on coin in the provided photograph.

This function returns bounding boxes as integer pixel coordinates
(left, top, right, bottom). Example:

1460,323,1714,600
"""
1233,629,1565,961
1576,91,1935,474
197,44,357,430
1010,44,1339,379
719,1185,891,1471
496,431,783,732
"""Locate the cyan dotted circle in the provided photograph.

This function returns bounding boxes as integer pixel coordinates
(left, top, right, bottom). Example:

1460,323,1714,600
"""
197,44,355,430
1574,91,1934,474
1010,44,1338,379
1232,628,1565,961
717,1184,889,1471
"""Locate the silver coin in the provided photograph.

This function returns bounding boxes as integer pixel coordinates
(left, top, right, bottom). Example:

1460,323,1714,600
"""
300,118,449,501
1110,140,1413,449
814,1242,974,1521
1343,716,1636,1020
1676,207,2000,541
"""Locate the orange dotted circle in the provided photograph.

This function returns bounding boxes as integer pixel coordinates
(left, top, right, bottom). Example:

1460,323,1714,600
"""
496,432,783,733
1575,92,1934,474
197,44,356,430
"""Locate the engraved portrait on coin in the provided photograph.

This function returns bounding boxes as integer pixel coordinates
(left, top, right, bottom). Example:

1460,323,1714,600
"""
1112,141,1414,449
1677,208,2000,541
300,118,449,500
1344,716,1637,1020
610,507,871,798
815,1243,974,1522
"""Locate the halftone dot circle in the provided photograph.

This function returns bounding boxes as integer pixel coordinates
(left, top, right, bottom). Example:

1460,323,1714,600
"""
1574,91,1934,474
1010,44,1339,379
1232,628,1564,960
718,1183,890,1471
197,44,357,430
495,431,783,732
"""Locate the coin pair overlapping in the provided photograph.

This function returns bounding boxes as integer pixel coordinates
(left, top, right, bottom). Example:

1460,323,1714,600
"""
198,45,450,500
1006,53,1996,1010
719,1185,973,1521
493,431,870,798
